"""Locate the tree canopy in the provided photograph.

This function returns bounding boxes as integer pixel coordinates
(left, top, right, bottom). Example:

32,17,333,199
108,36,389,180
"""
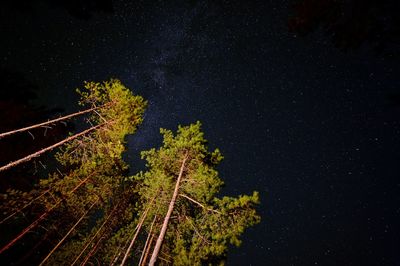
108,122,260,265
0,80,260,266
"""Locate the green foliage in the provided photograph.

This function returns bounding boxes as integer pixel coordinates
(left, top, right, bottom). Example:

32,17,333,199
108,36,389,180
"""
58,79,147,169
0,79,147,265
124,122,260,265
0,81,260,266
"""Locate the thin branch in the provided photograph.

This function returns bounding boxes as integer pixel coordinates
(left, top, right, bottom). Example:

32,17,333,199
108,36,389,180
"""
185,216,210,245
0,122,109,172
39,160,46,169
0,104,108,139
158,255,172,264
93,109,107,123
179,194,222,214
27,131,35,140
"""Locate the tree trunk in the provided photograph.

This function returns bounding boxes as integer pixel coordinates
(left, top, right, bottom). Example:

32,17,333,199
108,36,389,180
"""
0,200,61,254
81,234,106,266
0,189,50,225
140,233,155,266
120,196,156,266
39,199,98,266
15,220,61,265
0,122,108,172
71,204,119,266
138,215,157,266
148,152,188,266
0,173,92,253
0,104,108,139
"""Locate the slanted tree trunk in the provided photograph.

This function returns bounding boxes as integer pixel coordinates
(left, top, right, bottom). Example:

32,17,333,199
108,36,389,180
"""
0,104,108,139
39,199,98,266
0,200,61,254
141,233,155,266
0,173,92,253
0,122,109,172
0,189,50,225
138,215,157,266
148,152,188,266
71,204,119,266
81,203,126,266
81,233,107,266
120,195,157,266
15,220,62,265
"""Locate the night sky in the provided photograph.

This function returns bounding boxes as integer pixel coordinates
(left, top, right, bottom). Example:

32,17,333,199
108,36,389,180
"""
1,1,400,265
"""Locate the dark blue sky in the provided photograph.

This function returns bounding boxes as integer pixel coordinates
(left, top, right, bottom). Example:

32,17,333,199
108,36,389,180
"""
1,0,400,265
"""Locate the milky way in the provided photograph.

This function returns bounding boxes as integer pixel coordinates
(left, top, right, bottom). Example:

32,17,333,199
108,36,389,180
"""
1,0,400,265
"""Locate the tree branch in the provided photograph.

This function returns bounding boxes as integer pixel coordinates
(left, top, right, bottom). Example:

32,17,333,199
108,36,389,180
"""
179,194,222,214
0,121,110,172
0,104,111,139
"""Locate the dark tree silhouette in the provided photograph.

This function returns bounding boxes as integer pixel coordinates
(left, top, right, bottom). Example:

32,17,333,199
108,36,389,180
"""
288,0,400,56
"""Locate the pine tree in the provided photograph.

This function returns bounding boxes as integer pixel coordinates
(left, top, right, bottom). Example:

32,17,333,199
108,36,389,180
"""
114,122,260,265
0,79,146,264
0,81,260,266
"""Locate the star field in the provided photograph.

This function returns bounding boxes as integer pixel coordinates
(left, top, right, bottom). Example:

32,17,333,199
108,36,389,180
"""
1,0,400,265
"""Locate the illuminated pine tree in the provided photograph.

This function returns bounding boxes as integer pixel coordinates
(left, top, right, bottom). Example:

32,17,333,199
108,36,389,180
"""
0,79,146,264
0,82,259,266
112,122,260,266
